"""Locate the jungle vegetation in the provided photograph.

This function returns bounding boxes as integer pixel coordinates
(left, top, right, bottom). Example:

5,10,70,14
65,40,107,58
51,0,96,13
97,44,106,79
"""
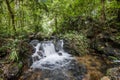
0,0,120,61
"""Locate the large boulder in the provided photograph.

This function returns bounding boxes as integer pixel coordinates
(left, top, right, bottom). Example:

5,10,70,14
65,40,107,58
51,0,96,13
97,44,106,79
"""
63,39,88,56
92,32,120,57
63,39,80,55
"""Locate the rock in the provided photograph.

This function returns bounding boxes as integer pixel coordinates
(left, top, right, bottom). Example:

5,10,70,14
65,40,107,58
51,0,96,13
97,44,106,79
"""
107,67,120,80
4,62,23,80
58,52,62,56
20,70,42,80
30,40,39,47
92,32,120,57
37,51,43,57
33,56,40,62
63,39,81,55
55,40,63,52
101,76,110,80
83,74,90,80
28,57,33,67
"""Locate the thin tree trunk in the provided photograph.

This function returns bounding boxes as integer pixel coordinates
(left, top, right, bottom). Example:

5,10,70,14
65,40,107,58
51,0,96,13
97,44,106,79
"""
55,14,58,33
5,0,16,35
117,9,120,22
100,0,106,24
117,0,120,22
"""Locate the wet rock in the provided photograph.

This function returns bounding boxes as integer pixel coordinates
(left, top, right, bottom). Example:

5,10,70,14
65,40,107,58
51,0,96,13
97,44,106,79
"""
32,47,36,53
55,40,63,52
58,52,62,56
28,57,33,67
37,51,43,57
30,40,39,47
33,56,40,62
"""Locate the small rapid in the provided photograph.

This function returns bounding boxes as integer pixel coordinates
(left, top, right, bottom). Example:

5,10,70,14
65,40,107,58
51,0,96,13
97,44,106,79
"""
30,40,73,70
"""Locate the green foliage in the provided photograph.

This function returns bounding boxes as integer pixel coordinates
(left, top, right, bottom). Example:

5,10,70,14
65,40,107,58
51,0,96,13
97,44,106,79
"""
9,48,19,62
0,46,8,57
18,62,23,69
108,56,119,60
8,39,19,62
61,31,89,55
116,36,120,40
0,38,20,62
0,0,119,36
115,33,120,40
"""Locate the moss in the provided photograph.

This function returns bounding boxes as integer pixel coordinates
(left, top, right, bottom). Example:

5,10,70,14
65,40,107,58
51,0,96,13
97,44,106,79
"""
18,62,23,69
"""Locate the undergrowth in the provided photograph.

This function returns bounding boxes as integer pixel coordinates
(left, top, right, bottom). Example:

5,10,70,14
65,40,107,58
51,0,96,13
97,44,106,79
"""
61,31,89,55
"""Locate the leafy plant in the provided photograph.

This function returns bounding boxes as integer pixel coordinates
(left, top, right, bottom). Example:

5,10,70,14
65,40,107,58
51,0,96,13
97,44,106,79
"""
9,48,19,62
108,56,118,61
8,39,19,62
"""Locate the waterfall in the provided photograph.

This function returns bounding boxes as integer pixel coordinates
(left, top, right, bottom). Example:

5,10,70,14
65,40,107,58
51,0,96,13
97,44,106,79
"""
30,40,73,70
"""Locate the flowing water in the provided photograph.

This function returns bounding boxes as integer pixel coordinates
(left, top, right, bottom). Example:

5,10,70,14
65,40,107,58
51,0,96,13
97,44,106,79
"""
30,40,73,70
29,39,86,80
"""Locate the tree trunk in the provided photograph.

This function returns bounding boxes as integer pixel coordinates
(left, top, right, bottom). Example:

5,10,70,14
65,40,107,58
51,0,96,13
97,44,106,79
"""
100,0,106,24
117,9,120,22
55,14,58,33
5,0,16,35
117,0,120,22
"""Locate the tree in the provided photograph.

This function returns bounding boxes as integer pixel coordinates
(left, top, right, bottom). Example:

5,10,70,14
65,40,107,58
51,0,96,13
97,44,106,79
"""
116,0,120,22
5,0,16,34
100,0,106,23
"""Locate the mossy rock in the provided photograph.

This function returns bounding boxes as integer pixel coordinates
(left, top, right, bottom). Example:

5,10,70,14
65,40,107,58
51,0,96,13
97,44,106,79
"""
106,67,120,80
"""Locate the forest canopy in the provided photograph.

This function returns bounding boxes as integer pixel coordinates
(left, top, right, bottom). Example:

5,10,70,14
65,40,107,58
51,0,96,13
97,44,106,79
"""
0,0,120,38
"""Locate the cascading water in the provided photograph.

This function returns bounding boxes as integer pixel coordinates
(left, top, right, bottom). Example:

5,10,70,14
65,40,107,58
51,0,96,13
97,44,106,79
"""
30,40,73,70
28,39,86,80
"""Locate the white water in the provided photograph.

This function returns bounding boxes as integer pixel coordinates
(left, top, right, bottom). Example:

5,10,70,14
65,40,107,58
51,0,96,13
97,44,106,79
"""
30,40,73,70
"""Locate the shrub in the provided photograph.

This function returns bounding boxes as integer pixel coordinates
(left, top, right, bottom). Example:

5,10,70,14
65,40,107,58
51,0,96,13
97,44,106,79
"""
61,31,89,55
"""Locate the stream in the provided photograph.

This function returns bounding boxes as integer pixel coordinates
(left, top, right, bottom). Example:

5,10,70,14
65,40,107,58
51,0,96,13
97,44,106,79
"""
28,39,87,80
